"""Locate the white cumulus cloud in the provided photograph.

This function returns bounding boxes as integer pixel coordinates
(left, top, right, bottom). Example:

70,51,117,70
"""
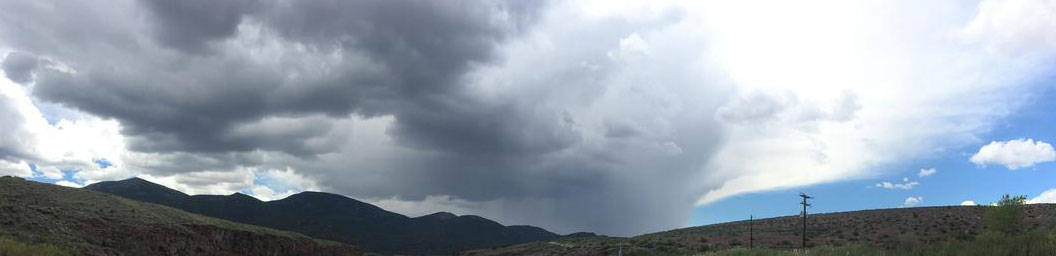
876,177,919,190
903,196,923,207
960,200,976,206
960,0,1056,57
695,0,1056,206
970,138,1055,170
0,159,31,177
918,168,937,177
1027,187,1056,204
0,68,131,183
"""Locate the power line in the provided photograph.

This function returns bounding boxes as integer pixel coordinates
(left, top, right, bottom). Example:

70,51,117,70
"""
799,192,812,249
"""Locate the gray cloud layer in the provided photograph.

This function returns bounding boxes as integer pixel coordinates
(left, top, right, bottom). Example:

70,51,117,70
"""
0,0,729,235
1,52,39,84
1,0,1052,237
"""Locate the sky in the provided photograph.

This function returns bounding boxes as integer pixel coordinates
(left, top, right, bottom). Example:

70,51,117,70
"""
1,0,1055,237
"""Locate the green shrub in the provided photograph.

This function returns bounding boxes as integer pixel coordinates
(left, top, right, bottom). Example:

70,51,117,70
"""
900,231,1056,256
985,194,1027,235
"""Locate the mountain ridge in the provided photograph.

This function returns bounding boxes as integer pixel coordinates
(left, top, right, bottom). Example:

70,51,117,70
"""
86,177,568,255
0,176,359,256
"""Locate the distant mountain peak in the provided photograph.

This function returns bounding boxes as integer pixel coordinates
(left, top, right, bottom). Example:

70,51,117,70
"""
418,211,459,221
288,191,338,197
227,192,262,202
113,177,155,185
0,175,23,181
282,191,356,202
123,176,148,182
564,232,599,238
279,191,389,209
85,176,189,203
107,177,158,186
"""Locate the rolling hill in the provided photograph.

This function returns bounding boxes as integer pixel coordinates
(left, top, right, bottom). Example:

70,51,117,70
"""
0,176,358,256
463,204,1056,255
86,177,562,255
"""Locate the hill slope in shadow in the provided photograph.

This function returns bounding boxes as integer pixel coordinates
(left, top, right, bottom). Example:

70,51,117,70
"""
0,176,359,256
86,177,562,255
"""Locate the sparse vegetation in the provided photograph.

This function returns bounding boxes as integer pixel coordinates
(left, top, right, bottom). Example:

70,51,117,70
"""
0,176,358,255
466,194,1056,256
685,231,1056,256
0,237,68,256
693,244,885,256
7,176,1056,256
687,194,1056,256
985,194,1028,235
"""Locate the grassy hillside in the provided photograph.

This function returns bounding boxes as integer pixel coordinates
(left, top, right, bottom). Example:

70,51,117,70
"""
0,176,358,256
464,203,1056,256
0,236,67,256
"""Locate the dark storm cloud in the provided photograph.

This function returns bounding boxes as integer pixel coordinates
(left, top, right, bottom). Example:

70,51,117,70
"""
139,0,259,54
389,98,580,155
282,8,729,235
260,0,541,96
6,0,549,158
32,63,293,154
254,0,568,155
1,52,40,84
605,121,642,138
0,0,726,236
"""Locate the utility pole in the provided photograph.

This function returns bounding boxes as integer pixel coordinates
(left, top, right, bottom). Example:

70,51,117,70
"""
799,192,812,249
749,215,753,249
